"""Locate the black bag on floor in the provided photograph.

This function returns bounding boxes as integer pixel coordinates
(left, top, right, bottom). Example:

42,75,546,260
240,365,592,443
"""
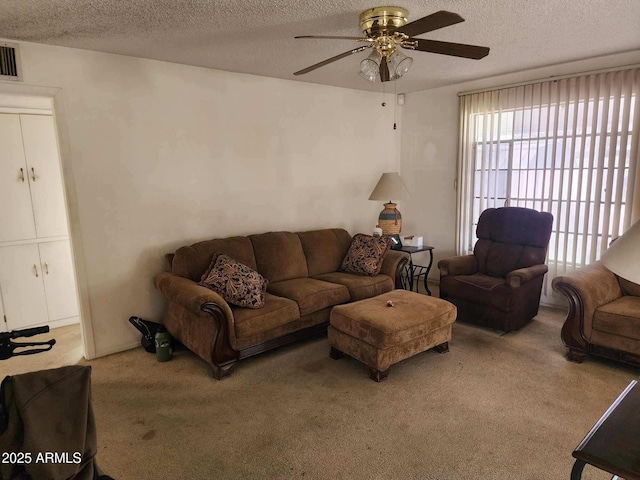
128,316,162,353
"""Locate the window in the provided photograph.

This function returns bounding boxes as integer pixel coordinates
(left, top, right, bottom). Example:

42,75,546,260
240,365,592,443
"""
457,68,640,304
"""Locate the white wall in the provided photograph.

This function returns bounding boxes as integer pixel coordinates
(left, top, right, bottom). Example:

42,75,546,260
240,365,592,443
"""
400,51,640,280
1,40,400,358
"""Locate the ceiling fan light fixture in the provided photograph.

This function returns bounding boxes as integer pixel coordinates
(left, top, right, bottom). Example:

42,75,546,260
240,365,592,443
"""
359,49,381,82
388,50,413,79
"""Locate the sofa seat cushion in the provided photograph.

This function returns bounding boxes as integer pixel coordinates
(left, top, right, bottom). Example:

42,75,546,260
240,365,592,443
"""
267,278,350,316
232,293,300,340
441,273,510,312
593,296,640,340
311,272,393,302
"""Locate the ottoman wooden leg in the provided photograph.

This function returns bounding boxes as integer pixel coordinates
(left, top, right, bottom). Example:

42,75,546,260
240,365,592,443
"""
368,367,389,382
433,341,449,353
330,347,345,360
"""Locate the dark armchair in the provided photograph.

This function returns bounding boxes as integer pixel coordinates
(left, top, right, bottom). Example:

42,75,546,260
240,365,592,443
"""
438,207,553,331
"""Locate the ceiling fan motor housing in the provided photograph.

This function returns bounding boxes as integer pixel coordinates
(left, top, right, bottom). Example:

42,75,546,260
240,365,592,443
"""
359,6,408,37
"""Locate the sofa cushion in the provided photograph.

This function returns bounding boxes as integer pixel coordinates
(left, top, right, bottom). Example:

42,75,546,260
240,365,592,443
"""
619,277,640,297
232,293,300,340
199,254,267,309
440,273,511,312
593,296,640,340
340,234,391,276
267,278,350,316
249,232,308,283
312,272,393,301
297,228,352,276
173,236,256,281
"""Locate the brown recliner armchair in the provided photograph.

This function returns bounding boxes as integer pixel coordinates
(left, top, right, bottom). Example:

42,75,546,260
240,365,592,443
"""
438,207,553,331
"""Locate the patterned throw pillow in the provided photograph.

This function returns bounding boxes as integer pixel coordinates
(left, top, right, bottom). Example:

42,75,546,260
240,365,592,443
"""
340,234,391,276
199,253,268,309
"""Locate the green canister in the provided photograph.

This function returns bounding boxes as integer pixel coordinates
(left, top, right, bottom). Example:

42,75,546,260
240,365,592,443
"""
155,325,173,362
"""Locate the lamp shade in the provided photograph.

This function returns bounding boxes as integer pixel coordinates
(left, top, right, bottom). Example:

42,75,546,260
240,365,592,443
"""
368,172,410,201
601,219,640,284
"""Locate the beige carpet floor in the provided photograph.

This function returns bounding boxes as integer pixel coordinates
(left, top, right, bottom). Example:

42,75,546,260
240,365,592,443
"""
2,305,638,479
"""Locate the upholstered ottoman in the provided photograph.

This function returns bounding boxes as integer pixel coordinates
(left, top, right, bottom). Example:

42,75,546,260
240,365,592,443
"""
328,290,457,382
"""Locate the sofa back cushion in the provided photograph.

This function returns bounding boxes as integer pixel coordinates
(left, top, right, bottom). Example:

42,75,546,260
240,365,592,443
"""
172,236,257,282
474,207,553,278
249,231,308,283
619,277,640,297
297,228,352,276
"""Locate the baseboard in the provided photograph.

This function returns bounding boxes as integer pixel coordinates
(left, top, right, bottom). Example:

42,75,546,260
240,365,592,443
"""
89,341,140,360
49,316,80,329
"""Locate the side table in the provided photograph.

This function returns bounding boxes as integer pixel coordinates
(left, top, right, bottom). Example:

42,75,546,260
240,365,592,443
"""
570,379,640,480
398,245,434,295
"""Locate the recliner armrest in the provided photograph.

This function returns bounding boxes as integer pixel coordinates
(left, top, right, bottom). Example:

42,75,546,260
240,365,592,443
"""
506,264,548,288
438,255,477,277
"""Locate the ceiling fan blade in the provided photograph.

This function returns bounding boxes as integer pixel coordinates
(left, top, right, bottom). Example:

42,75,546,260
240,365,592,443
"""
396,10,464,37
295,35,371,41
408,39,490,60
293,45,371,75
379,56,390,82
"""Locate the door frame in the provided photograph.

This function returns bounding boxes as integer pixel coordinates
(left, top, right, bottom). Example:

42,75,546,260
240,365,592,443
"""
0,82,96,359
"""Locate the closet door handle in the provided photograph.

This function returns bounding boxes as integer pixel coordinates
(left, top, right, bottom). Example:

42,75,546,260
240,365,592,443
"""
31,167,37,182
33,264,39,277
44,262,49,275
19,168,25,182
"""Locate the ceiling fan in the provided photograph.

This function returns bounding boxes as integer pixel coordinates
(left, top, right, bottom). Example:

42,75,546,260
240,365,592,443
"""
294,7,490,82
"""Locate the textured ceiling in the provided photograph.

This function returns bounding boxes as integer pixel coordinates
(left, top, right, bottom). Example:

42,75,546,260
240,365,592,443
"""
1,0,639,93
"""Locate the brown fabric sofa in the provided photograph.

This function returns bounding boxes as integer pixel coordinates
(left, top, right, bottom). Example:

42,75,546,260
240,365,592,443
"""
154,228,409,379
552,261,640,366
438,207,553,332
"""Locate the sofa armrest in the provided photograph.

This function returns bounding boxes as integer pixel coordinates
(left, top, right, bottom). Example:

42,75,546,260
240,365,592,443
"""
155,272,232,317
438,255,477,277
154,272,239,378
506,264,548,288
380,250,410,288
551,261,623,357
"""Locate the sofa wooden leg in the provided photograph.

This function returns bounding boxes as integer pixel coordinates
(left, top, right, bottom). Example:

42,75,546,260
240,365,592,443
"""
330,347,345,360
212,360,236,380
368,367,389,382
434,341,450,353
566,348,587,363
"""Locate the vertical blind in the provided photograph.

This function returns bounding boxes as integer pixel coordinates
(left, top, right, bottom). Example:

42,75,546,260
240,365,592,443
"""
457,67,640,304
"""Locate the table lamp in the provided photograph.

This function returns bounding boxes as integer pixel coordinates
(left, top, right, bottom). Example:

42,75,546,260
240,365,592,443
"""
601,219,640,284
368,172,410,235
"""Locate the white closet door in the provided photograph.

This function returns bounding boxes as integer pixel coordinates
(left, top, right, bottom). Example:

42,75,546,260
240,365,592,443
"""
20,115,69,238
0,114,37,242
39,240,79,322
0,244,48,330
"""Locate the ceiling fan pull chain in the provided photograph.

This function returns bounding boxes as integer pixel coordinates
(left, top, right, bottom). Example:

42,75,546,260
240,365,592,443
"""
393,80,397,130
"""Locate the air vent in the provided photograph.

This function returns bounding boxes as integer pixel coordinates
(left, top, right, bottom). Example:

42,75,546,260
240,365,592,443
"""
0,43,22,81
